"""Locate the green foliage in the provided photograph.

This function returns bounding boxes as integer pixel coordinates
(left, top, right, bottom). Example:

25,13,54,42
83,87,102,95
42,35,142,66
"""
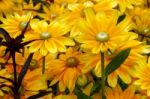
105,48,131,77
117,14,126,24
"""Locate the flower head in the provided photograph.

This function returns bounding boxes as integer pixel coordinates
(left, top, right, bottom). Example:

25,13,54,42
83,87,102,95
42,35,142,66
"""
134,57,150,96
76,8,133,53
0,13,32,38
105,85,144,99
117,0,143,13
24,19,75,56
47,47,85,92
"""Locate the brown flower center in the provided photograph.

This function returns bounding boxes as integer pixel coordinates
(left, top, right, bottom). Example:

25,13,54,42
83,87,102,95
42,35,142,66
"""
66,57,79,67
29,59,38,70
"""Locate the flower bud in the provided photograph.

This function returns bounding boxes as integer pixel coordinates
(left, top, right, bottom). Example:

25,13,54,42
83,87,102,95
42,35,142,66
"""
77,75,88,87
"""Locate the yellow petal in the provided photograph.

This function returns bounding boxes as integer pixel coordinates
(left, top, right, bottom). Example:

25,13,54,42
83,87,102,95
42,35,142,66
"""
83,7,98,33
50,76,59,86
117,16,132,32
107,73,118,87
29,41,43,53
40,44,48,56
45,40,57,53
59,81,66,92
83,83,93,96
117,69,131,84
58,37,75,46
53,38,66,52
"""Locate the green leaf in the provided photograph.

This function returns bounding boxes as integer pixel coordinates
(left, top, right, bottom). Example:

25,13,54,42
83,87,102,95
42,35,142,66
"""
75,89,92,99
105,48,131,77
117,14,126,24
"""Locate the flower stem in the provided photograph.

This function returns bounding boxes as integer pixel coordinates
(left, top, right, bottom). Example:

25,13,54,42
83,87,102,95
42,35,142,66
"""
42,56,45,74
101,52,105,99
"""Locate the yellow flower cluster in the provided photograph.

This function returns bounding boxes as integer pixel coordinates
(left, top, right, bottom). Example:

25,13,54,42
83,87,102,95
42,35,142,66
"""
0,0,150,99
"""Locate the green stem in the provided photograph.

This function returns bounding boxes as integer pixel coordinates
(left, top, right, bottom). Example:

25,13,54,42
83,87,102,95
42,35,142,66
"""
42,56,45,74
101,52,105,99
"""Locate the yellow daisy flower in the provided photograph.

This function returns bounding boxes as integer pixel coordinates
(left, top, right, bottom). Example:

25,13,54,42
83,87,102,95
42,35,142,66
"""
130,7,150,41
22,69,48,98
117,0,144,13
107,42,150,87
16,0,41,16
38,3,65,21
62,0,117,27
0,12,32,38
47,47,85,92
24,19,75,56
104,85,144,99
0,69,48,99
10,49,56,70
134,57,150,96
93,85,147,99
76,8,132,53
66,0,118,38
82,33,150,87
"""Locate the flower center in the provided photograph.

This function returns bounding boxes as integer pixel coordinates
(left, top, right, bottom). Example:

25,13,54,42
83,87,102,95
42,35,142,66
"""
83,1,94,8
40,32,51,40
19,22,28,30
66,57,79,67
29,59,38,70
95,32,109,42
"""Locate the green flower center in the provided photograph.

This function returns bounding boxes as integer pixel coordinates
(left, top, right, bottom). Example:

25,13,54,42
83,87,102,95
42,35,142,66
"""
66,57,79,67
40,32,51,40
19,22,28,30
95,32,109,42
